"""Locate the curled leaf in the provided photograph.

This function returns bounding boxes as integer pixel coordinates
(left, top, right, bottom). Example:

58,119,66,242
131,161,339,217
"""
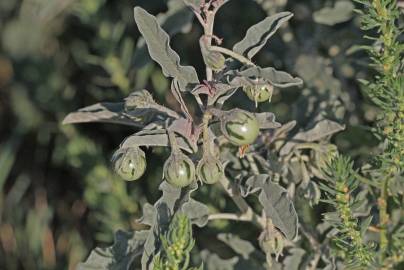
240,174,298,240
134,7,199,91
233,12,293,59
313,1,354,26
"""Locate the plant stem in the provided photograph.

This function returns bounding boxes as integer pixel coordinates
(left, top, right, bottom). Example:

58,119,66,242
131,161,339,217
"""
209,45,256,66
204,13,215,81
208,210,260,227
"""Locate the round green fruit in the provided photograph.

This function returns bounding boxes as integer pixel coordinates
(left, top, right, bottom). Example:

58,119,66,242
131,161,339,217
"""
197,157,224,184
163,152,195,188
112,147,146,181
221,109,260,146
204,51,225,71
243,84,273,103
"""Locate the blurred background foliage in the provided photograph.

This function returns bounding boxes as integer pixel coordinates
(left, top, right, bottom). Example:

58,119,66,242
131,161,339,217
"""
0,0,400,269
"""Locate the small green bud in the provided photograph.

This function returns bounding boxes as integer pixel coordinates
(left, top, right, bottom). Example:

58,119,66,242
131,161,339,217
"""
112,147,146,181
163,151,195,188
220,109,260,146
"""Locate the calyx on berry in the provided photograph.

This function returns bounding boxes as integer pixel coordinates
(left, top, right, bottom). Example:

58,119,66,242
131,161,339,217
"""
112,146,146,181
220,109,260,146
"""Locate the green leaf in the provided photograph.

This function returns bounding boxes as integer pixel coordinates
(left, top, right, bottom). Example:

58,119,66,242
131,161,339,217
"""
120,129,194,153
182,0,201,7
360,216,373,237
200,250,238,270
217,234,256,259
241,175,298,240
233,12,293,59
282,248,305,270
182,199,209,227
280,120,345,156
231,66,303,88
254,112,281,129
134,0,194,69
78,230,148,270
134,7,199,91
62,102,149,127
141,181,199,269
313,1,354,26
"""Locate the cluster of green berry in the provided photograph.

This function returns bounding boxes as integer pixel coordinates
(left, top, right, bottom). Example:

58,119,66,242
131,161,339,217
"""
110,85,274,188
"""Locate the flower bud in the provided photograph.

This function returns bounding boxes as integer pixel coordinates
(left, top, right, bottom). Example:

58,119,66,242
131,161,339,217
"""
112,147,146,181
220,109,260,146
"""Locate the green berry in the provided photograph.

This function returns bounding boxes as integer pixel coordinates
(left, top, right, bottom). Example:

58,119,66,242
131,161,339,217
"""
112,147,146,181
203,51,225,71
221,109,260,146
197,157,224,184
243,84,273,104
163,152,195,188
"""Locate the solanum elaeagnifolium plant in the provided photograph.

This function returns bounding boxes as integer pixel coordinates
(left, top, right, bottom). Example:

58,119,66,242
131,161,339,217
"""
63,1,355,269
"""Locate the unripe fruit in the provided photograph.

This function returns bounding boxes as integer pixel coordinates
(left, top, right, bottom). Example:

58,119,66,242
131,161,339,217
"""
197,157,224,184
243,84,273,104
221,109,260,146
163,151,195,188
203,51,225,71
112,147,146,181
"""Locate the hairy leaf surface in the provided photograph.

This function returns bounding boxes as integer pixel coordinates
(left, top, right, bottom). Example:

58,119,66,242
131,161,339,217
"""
233,12,293,59
241,174,298,240
134,7,199,91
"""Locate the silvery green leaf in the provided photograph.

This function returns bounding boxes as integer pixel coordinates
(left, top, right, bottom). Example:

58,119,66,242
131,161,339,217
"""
241,174,298,240
313,1,354,26
217,233,256,259
304,181,321,206
138,203,156,227
134,7,199,91
182,0,201,7
295,55,341,93
124,90,180,119
168,117,200,152
280,120,345,156
200,250,238,270
78,230,148,270
134,0,194,69
120,129,194,153
282,248,305,270
181,199,209,227
63,102,144,127
141,181,198,269
254,112,281,129
238,67,303,88
233,12,293,59
360,216,373,237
